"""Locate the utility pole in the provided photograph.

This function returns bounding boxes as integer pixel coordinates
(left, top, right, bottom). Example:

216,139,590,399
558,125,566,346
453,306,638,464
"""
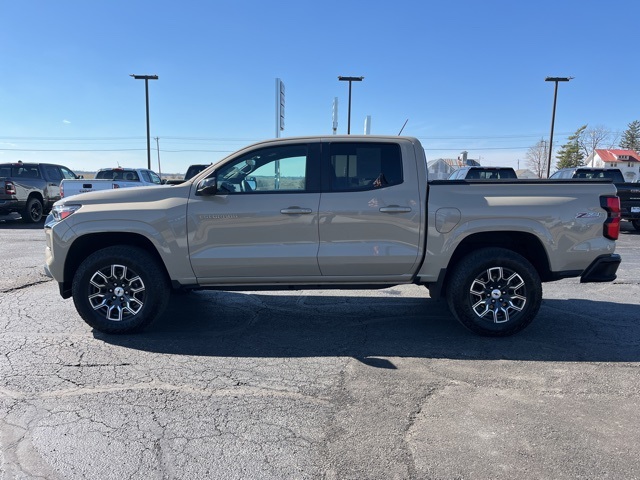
155,137,162,179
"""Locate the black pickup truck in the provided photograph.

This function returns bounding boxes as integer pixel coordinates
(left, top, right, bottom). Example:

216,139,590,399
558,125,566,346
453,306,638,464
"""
0,162,80,222
551,167,640,231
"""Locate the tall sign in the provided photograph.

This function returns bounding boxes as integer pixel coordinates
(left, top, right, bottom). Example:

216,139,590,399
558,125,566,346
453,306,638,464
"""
275,78,285,138
332,97,339,135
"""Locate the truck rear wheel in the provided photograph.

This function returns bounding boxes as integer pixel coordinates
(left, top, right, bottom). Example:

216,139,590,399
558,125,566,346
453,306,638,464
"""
632,220,640,231
446,247,542,336
72,246,170,334
23,197,43,223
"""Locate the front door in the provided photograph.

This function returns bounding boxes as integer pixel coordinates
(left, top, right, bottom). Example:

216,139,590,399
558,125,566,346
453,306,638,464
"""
187,142,322,281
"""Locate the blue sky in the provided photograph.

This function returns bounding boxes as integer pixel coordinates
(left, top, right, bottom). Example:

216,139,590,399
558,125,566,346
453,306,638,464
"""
1,0,638,174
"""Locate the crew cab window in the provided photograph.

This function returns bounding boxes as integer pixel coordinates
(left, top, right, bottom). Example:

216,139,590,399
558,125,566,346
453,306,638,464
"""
215,145,308,193
329,142,402,191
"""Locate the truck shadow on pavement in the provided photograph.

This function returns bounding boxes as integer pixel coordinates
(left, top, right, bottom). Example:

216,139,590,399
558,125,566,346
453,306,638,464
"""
95,290,640,364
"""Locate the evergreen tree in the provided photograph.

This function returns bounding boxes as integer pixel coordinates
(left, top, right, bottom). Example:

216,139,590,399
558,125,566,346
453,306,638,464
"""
555,125,586,169
619,120,640,151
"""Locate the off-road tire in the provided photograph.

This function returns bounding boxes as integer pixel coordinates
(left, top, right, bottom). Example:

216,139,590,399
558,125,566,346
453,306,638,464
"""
446,247,542,337
72,246,170,334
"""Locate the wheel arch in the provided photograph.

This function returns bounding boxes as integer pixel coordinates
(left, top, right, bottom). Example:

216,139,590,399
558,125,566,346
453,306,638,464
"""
434,231,551,298
61,232,171,298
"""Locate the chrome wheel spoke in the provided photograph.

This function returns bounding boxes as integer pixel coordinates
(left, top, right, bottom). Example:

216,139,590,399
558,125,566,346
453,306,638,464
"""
469,265,527,324
87,262,146,322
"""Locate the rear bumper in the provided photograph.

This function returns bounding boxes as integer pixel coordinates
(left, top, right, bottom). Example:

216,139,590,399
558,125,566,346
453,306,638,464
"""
580,254,621,283
0,199,21,214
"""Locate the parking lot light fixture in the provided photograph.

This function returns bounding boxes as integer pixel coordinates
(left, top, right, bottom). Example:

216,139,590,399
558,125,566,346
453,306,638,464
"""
130,74,159,170
545,76,573,178
338,76,364,134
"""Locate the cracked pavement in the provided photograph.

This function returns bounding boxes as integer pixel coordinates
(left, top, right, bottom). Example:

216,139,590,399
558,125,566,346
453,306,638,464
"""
1,220,639,479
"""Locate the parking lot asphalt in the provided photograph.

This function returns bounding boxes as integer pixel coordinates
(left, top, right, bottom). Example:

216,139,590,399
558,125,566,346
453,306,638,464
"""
1,220,639,479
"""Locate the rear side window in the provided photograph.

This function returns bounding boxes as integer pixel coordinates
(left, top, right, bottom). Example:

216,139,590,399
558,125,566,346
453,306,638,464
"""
329,142,402,191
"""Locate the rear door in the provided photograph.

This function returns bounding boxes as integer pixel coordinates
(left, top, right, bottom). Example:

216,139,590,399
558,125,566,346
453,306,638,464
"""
317,140,423,279
187,142,322,280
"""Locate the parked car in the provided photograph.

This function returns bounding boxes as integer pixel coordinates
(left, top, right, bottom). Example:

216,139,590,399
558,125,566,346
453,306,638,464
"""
45,136,620,337
448,166,518,180
551,168,640,231
60,167,163,198
0,161,80,222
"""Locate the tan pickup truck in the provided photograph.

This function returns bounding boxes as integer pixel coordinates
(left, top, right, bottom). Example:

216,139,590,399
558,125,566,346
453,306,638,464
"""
44,136,621,336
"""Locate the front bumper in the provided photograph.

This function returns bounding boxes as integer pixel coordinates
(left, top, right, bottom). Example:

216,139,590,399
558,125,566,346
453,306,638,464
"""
580,254,621,283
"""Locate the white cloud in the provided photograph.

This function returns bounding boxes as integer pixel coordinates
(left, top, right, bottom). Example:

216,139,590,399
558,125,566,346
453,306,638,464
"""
63,119,71,124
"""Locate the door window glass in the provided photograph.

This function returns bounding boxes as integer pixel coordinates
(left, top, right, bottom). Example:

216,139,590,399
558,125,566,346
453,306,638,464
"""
60,167,77,179
329,143,402,191
148,170,162,184
215,145,308,193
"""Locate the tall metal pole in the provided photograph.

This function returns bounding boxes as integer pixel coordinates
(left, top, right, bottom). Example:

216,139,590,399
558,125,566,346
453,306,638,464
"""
347,81,353,134
546,81,559,179
545,76,572,178
130,74,158,170
338,76,364,135
144,78,151,170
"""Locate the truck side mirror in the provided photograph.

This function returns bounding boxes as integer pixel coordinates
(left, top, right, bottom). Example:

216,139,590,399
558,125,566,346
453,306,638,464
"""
196,177,218,196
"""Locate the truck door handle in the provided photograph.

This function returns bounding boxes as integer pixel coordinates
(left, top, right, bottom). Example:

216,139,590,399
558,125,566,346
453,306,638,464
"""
379,206,412,213
280,207,313,215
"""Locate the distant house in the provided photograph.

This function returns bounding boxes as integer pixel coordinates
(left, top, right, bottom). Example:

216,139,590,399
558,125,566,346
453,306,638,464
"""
584,149,640,182
427,151,480,180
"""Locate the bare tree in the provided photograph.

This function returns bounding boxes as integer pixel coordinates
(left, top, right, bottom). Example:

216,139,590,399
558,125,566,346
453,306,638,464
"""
577,125,616,159
526,139,548,178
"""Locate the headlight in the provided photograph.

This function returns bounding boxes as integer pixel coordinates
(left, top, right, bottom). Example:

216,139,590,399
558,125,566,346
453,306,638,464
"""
52,204,82,221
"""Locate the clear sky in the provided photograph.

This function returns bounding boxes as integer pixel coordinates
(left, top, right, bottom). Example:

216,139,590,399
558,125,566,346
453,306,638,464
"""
1,0,638,174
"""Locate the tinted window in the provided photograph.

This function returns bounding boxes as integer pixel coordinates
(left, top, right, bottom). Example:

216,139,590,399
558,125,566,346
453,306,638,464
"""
45,166,62,181
17,165,40,178
329,142,402,191
215,145,308,193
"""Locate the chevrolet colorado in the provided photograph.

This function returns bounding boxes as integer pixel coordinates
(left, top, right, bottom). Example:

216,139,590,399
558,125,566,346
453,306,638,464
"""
44,136,621,336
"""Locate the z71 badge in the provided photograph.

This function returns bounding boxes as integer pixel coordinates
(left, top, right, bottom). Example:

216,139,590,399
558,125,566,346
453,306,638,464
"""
576,212,603,219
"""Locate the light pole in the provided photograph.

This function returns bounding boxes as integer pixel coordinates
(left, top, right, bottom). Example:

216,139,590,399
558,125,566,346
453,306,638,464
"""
545,76,572,178
130,74,159,170
338,76,364,134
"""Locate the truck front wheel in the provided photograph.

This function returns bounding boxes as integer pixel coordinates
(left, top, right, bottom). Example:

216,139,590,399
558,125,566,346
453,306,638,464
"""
446,247,542,336
72,246,170,334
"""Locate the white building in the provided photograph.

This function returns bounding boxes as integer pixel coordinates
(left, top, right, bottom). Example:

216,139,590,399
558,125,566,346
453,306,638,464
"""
584,149,640,182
